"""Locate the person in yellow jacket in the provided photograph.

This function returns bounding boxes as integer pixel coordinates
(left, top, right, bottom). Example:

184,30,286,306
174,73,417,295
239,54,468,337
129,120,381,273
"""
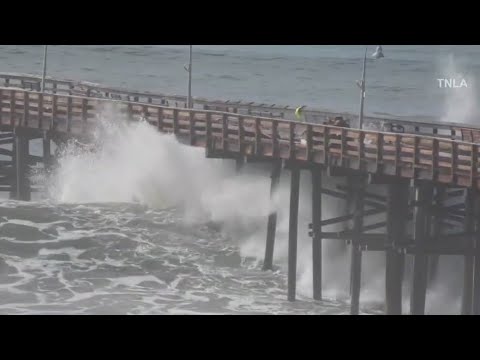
295,106,306,122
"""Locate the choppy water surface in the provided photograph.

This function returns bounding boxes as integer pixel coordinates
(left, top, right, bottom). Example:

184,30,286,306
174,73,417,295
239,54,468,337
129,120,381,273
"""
0,201,358,315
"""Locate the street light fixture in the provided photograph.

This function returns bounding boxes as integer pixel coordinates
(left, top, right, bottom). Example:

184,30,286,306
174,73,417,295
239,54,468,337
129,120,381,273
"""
183,45,193,108
357,45,384,129
41,45,48,93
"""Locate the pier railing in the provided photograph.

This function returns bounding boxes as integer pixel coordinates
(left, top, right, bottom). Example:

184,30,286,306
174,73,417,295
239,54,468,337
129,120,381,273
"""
2,72,480,142
1,87,479,189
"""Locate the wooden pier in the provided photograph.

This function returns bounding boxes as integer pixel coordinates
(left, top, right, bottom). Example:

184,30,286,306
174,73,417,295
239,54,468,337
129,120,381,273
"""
1,73,480,315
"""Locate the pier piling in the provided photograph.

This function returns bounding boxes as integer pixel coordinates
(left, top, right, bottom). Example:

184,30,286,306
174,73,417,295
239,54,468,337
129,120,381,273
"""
288,166,300,302
410,181,433,315
311,166,322,300
13,132,30,201
472,194,480,315
350,176,365,315
428,186,445,285
385,181,409,315
263,160,282,271
43,133,52,171
462,189,475,315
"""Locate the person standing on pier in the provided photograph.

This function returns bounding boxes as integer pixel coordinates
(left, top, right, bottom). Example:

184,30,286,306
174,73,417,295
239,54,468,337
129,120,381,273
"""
295,106,307,122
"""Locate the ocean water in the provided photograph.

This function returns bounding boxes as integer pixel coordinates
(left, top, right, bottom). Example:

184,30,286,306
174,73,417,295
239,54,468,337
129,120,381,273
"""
0,45,477,314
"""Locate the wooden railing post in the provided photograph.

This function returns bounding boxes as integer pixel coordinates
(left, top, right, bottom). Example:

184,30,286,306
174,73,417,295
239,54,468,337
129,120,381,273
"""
23,92,29,127
289,121,295,160
452,141,458,183
394,134,401,176
472,144,478,188
222,114,228,151
82,98,88,133
67,96,72,132
0,89,3,124
51,95,57,130
158,107,164,132
205,112,212,151
127,103,133,121
414,135,420,177
172,108,179,135
340,128,346,166
272,121,279,157
377,133,384,173
432,138,439,181
10,90,16,127
255,118,261,156
190,110,196,145
323,127,329,165
358,131,365,171
142,105,148,122
38,93,44,129
306,124,313,162
238,116,245,154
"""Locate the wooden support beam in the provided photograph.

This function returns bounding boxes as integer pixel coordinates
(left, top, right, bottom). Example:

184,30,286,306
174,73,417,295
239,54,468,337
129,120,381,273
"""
235,156,244,173
336,184,386,203
405,246,472,256
445,203,465,211
320,187,386,210
462,189,475,315
12,126,44,139
288,165,300,302
0,148,13,157
311,166,322,300
368,173,409,185
8,139,16,199
447,189,466,198
385,180,409,315
320,207,385,227
428,186,445,285
318,231,351,240
13,133,30,201
28,155,44,165
327,166,360,178
473,191,480,315
0,132,14,139
43,134,52,171
263,160,281,271
283,159,313,171
363,221,387,232
0,166,13,176
350,175,365,315
410,182,433,315
0,138,14,146
205,151,239,160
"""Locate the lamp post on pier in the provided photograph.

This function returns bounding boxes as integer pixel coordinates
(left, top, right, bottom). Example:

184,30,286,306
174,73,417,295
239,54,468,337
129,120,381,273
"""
184,45,193,108
357,45,384,129
41,45,48,93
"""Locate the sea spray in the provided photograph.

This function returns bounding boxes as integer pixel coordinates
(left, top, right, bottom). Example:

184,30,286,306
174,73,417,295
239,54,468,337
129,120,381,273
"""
439,54,478,125
32,105,389,305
